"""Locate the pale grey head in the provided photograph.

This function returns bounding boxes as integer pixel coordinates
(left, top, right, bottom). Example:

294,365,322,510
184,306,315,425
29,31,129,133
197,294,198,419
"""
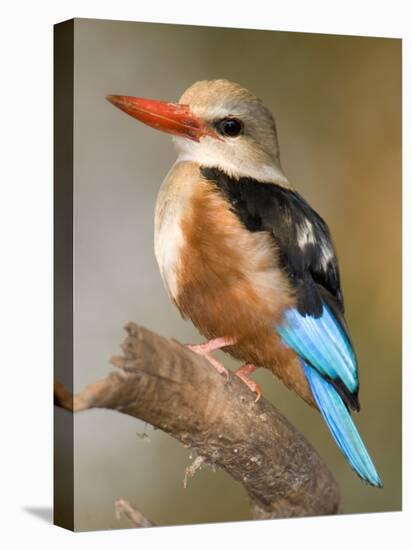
175,79,288,184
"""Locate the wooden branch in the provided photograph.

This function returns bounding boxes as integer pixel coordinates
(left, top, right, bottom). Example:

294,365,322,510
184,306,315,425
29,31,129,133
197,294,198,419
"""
54,322,340,520
115,498,155,528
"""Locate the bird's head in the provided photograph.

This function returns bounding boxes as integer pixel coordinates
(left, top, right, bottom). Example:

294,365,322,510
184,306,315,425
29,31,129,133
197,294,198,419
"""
107,79,287,184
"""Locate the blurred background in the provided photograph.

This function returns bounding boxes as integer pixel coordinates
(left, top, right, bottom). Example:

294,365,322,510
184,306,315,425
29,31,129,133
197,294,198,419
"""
69,18,401,530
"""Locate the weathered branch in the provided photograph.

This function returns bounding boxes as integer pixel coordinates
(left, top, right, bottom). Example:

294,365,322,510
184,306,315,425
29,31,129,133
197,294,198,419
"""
54,322,340,520
115,498,155,528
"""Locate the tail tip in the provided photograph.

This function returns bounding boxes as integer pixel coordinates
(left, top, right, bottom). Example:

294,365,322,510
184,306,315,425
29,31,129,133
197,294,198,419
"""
374,476,384,489
364,471,383,488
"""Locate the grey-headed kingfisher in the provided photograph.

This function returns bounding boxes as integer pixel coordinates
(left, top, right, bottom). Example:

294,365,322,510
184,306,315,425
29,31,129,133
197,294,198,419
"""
107,79,382,487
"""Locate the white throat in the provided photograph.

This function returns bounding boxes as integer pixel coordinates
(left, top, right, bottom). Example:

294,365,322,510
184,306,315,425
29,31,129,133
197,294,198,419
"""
173,136,290,186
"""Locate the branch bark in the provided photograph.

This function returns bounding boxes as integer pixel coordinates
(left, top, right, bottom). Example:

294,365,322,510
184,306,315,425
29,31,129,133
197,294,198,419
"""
54,322,340,520
115,498,155,528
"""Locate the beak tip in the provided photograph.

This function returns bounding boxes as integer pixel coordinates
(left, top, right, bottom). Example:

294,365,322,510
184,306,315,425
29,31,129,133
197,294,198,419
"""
106,95,127,111
106,94,117,106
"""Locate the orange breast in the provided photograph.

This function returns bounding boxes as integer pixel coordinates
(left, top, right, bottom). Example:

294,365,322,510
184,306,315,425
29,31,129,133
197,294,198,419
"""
174,175,314,406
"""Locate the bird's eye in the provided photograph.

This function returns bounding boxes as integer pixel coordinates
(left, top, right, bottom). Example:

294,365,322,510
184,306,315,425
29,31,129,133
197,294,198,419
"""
215,117,243,138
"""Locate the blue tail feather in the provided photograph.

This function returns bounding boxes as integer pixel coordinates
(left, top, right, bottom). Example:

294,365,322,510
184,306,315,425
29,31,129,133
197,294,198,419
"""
277,305,358,393
302,360,382,487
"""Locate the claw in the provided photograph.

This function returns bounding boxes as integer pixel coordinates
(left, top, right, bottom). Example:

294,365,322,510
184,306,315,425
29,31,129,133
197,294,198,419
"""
234,364,262,402
186,345,229,377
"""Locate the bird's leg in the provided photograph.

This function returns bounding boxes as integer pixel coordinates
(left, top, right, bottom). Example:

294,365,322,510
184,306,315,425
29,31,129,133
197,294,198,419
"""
185,336,236,377
234,364,262,402
186,336,236,355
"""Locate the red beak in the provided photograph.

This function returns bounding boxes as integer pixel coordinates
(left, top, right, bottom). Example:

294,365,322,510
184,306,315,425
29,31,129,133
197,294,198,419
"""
106,95,216,142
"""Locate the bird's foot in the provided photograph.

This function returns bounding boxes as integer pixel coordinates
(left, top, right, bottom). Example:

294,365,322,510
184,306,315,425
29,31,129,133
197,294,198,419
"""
234,363,262,402
186,336,236,378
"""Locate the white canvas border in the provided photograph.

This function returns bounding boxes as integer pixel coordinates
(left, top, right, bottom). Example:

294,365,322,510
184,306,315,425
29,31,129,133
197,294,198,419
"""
0,1,409,549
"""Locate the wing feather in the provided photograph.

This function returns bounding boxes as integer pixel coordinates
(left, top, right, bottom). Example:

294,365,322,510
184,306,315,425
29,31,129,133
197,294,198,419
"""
202,167,360,408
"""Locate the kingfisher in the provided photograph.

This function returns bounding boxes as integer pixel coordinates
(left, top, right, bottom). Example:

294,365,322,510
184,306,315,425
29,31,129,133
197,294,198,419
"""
107,79,382,487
